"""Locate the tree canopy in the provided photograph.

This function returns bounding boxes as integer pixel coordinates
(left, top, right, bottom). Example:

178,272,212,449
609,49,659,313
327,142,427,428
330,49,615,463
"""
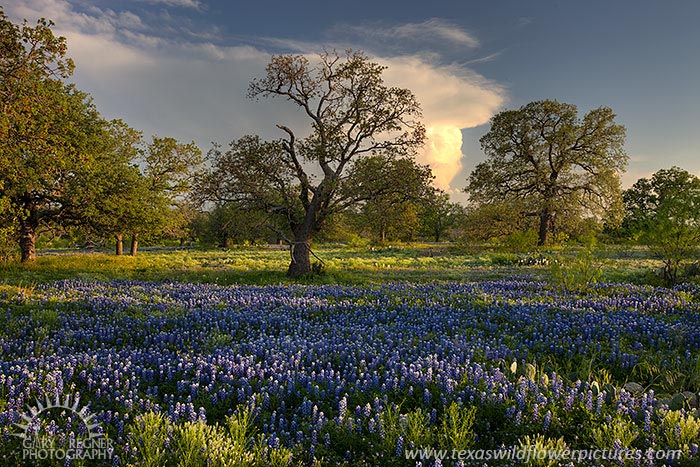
623,167,700,284
466,100,627,246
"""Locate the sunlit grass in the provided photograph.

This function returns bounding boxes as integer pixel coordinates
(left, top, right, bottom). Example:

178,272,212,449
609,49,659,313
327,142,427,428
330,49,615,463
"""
0,243,673,287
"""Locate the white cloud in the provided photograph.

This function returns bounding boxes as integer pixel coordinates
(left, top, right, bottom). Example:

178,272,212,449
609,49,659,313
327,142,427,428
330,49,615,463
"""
381,56,505,190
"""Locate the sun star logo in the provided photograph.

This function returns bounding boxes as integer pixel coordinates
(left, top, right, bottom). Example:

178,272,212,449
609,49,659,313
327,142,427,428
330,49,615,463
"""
12,393,113,461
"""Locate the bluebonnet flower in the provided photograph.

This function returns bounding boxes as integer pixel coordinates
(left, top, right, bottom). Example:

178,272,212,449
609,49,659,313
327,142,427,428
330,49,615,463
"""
395,436,404,456
543,410,552,430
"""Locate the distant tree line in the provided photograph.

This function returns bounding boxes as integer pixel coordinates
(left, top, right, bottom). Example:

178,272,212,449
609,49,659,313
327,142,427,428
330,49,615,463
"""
1,10,698,281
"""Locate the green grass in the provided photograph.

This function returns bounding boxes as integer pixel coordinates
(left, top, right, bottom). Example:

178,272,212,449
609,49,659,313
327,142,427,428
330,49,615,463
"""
0,243,675,286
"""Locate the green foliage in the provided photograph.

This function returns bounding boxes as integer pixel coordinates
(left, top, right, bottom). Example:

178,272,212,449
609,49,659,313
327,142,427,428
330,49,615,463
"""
461,200,534,243
622,167,700,285
591,417,639,449
128,412,172,467
661,410,700,451
439,402,477,452
346,156,434,242
418,189,464,242
499,229,539,252
126,406,292,467
517,434,568,467
466,99,627,246
548,248,606,293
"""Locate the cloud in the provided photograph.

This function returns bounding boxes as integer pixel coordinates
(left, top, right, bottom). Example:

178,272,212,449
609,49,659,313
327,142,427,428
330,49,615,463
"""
131,0,202,9
331,18,479,50
5,0,506,193
393,18,479,47
380,56,505,190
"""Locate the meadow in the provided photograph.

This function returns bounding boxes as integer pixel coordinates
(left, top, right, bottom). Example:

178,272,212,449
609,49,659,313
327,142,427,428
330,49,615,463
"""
0,244,666,286
0,246,699,466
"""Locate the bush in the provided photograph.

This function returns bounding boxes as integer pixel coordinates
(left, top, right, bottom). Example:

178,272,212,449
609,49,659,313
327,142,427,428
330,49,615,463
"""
548,248,606,293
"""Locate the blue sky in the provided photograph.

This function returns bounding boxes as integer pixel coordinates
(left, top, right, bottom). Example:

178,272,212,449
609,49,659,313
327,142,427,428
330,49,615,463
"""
7,0,700,200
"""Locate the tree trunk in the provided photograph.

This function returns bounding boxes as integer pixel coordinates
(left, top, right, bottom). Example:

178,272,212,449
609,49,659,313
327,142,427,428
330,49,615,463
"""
538,211,551,246
19,219,37,262
287,233,312,277
115,234,123,255
130,233,139,256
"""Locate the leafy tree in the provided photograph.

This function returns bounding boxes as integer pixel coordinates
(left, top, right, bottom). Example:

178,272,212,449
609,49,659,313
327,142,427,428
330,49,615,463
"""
348,156,433,242
193,204,272,247
161,200,201,247
70,120,144,255
202,51,425,276
1,9,84,261
1,79,111,261
466,100,627,246
461,199,535,244
1,8,73,110
623,167,700,285
80,134,202,255
127,137,201,255
419,189,464,242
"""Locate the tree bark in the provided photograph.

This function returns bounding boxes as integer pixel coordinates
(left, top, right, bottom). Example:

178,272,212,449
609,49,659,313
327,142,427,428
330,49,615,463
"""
115,234,123,255
130,233,139,256
287,233,312,277
19,219,37,262
538,210,551,246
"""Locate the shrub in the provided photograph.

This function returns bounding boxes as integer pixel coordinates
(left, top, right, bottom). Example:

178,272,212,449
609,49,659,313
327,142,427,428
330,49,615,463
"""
548,248,606,293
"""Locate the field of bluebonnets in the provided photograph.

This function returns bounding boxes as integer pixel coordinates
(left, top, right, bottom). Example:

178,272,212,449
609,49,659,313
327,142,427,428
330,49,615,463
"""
1,249,700,466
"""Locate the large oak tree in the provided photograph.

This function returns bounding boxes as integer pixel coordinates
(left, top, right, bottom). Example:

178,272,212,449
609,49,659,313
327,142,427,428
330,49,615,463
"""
202,51,425,276
466,100,627,246
1,9,78,261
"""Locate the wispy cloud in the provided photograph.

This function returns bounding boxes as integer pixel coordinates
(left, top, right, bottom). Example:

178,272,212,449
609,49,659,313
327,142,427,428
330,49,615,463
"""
393,18,479,47
131,0,203,10
460,51,505,66
331,18,479,50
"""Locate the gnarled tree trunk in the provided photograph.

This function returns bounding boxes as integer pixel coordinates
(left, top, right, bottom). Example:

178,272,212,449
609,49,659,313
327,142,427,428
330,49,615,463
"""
287,230,312,277
115,234,123,255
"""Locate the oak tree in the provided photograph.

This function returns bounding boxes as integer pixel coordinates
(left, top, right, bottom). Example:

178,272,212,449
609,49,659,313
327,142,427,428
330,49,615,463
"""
204,51,425,276
466,100,627,246
1,9,79,261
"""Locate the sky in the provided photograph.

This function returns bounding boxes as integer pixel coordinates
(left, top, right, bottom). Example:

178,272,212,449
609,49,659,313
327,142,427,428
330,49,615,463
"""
6,0,700,202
